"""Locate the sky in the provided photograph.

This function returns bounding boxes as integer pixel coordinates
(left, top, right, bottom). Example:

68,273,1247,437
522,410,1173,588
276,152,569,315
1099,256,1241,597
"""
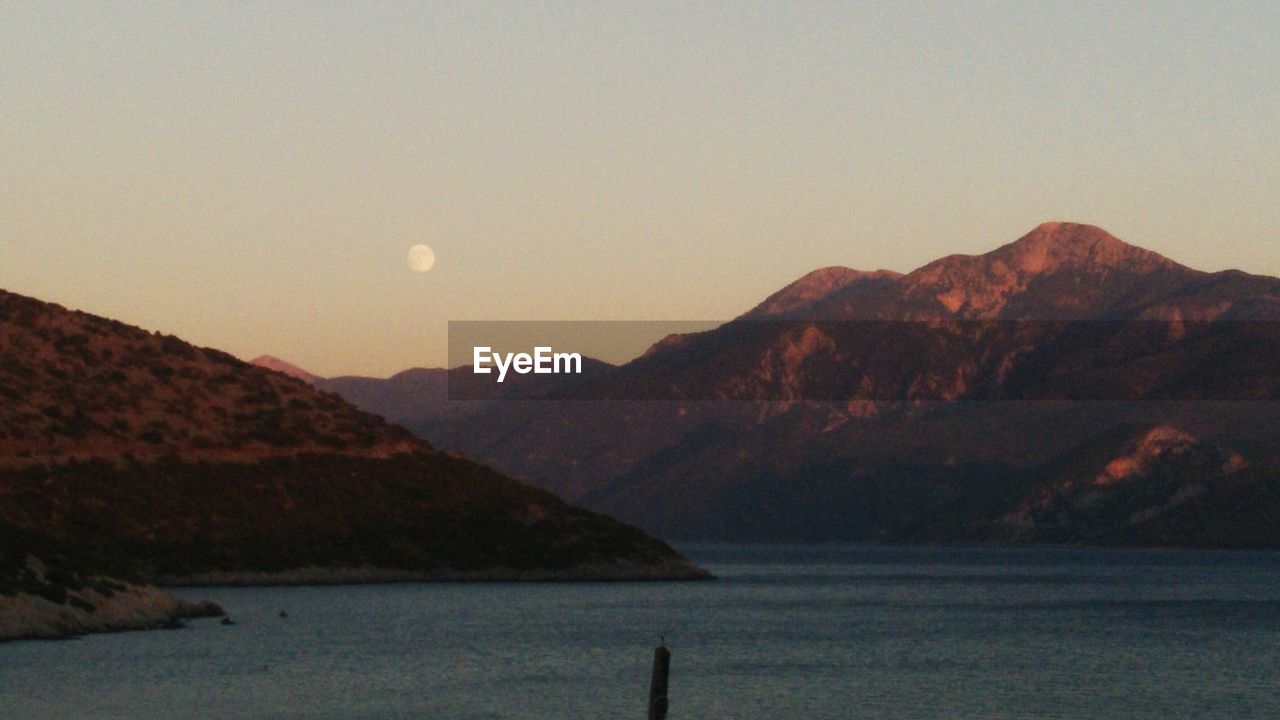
2,2,1278,376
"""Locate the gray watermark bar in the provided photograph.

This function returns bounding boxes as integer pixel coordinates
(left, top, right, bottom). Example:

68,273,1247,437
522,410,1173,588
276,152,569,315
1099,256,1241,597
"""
446,319,1280,402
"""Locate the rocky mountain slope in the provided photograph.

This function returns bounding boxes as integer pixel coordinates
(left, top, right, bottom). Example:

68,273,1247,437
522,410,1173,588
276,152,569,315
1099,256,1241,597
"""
393,223,1280,545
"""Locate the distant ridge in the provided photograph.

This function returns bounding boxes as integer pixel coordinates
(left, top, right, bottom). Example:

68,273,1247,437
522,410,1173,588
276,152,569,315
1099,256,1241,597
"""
314,357,616,425
250,355,318,383
316,368,448,425
743,267,903,319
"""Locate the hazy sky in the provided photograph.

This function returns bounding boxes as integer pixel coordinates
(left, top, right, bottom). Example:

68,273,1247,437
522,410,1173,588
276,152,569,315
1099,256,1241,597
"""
3,2,1278,376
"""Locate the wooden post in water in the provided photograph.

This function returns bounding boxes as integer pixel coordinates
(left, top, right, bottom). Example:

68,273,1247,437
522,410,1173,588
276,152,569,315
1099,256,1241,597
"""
648,641,670,720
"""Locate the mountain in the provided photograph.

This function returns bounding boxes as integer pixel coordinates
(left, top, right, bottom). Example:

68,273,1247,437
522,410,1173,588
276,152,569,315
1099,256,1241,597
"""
995,424,1280,547
250,355,318,383
742,267,902,319
314,368,449,425
789,221,1280,322
0,289,708,638
306,358,615,426
244,357,451,425
402,222,1280,545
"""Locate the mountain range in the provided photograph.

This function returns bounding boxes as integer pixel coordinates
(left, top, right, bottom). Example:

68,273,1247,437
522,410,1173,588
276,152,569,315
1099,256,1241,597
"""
270,223,1280,546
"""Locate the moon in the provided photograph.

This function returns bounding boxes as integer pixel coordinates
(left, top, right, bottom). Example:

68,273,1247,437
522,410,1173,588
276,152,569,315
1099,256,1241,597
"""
407,244,435,273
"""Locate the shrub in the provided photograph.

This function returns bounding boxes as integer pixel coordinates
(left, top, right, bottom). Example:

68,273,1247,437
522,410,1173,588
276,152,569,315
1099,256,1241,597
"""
148,365,175,381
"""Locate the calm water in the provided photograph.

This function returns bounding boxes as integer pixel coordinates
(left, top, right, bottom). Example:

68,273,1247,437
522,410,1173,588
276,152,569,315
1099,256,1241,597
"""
2,545,1279,719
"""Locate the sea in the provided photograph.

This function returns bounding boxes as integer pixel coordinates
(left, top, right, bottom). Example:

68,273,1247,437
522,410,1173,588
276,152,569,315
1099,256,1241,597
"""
2,545,1278,719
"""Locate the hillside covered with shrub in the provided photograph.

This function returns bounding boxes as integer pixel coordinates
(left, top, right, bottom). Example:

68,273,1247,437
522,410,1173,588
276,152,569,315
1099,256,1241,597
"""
0,288,706,639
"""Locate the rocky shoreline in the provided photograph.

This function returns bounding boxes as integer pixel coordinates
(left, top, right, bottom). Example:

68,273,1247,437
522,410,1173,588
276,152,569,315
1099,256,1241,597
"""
2,558,710,642
0,582,224,642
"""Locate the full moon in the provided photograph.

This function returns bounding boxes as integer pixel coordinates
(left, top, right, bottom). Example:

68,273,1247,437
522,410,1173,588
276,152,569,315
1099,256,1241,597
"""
407,244,435,273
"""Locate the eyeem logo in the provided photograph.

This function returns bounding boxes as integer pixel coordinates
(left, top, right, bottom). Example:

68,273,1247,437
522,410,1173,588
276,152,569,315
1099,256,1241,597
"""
473,346,583,383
